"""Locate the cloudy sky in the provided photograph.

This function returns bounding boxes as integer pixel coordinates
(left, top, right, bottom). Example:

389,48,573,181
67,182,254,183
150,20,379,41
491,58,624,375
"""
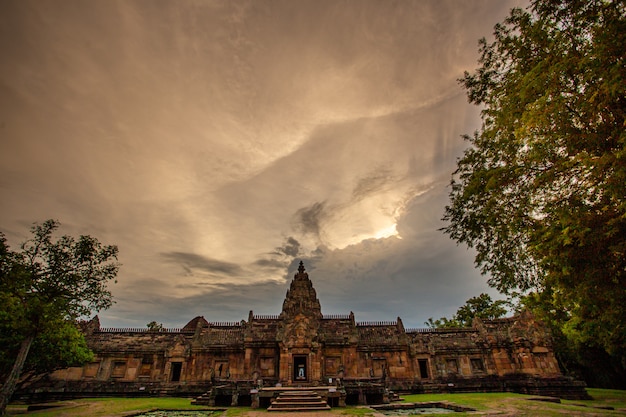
1,0,527,329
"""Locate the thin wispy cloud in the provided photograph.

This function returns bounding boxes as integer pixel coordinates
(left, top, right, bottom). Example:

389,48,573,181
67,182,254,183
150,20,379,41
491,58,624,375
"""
0,0,527,329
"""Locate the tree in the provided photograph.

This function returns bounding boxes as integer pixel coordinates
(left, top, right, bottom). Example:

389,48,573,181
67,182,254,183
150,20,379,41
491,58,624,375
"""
0,220,119,415
442,0,626,358
519,290,626,388
0,318,93,384
146,321,164,331
424,316,460,329
425,293,508,328
454,293,509,327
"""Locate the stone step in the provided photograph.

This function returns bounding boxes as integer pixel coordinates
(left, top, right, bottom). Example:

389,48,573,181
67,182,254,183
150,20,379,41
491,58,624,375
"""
268,404,331,411
279,390,317,396
268,406,332,412
268,390,331,412
275,396,323,402
272,400,326,407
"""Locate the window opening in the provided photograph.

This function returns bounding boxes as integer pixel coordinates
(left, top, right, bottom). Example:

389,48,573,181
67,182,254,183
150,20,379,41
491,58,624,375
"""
470,358,485,373
111,361,126,378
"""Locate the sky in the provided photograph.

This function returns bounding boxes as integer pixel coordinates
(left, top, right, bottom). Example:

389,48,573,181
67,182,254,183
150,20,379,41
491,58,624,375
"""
0,0,528,330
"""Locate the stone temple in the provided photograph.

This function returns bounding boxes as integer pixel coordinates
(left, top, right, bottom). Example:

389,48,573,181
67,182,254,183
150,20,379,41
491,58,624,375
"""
18,261,588,408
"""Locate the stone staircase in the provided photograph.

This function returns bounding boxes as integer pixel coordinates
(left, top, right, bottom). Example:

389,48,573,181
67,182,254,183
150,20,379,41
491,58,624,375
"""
267,390,331,412
191,390,212,406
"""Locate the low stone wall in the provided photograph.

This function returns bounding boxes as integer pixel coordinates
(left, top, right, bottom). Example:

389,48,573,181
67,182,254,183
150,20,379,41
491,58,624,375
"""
410,374,590,400
13,379,212,403
371,401,476,413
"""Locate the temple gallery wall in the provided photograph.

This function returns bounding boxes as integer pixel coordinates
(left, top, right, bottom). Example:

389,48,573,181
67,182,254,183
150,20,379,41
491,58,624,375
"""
16,261,588,407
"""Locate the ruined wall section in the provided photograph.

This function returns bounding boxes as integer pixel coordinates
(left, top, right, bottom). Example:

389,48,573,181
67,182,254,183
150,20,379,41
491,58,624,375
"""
191,323,245,382
25,263,575,402
87,331,194,382
407,328,491,380
475,312,560,377
244,316,281,383
404,311,561,383
353,319,413,381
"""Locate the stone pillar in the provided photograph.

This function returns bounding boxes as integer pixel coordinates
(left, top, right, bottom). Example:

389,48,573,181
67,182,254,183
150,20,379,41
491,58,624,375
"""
338,389,346,407
279,348,291,385
244,347,253,377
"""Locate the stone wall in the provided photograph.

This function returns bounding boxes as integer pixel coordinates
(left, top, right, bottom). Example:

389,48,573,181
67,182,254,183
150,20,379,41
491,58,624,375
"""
14,262,588,402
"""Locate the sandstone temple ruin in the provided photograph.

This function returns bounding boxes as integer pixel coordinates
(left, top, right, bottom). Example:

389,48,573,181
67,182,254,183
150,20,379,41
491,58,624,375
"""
18,261,587,407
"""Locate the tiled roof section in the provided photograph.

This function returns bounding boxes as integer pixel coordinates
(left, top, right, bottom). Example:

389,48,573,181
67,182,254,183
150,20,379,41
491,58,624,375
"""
246,318,281,342
198,326,244,345
356,323,405,346
407,328,481,352
405,327,476,333
182,316,209,332
478,311,553,346
87,331,189,352
319,318,358,344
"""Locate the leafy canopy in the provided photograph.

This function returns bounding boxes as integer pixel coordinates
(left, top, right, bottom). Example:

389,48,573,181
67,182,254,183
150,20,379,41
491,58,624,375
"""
426,293,508,328
0,220,118,390
443,0,626,355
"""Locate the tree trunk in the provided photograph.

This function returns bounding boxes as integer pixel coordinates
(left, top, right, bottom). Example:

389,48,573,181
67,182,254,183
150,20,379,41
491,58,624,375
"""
0,334,35,416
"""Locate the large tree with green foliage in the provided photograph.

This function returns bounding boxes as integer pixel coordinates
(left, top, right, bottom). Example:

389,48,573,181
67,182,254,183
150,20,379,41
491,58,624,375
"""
443,0,625,360
0,317,94,384
0,220,119,415
425,293,508,328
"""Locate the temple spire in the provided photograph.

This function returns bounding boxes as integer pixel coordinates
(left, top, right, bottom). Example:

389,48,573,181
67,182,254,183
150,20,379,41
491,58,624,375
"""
280,260,321,319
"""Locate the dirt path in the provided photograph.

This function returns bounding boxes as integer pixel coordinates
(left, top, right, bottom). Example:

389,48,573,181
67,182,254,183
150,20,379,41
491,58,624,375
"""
240,413,341,417
232,412,384,417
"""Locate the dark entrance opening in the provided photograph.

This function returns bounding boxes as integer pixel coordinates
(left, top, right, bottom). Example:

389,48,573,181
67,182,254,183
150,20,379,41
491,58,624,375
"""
345,393,359,405
293,355,307,381
366,393,384,404
170,362,182,382
238,394,252,406
214,394,231,406
418,359,429,379
259,396,272,408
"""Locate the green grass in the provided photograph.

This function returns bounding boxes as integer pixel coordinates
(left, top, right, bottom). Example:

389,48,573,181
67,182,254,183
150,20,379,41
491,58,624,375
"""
223,407,254,416
583,388,626,409
6,397,214,417
399,390,626,416
6,389,626,416
401,391,527,411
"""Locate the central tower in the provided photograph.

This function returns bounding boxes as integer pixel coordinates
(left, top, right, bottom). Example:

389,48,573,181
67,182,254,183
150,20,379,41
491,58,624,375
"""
276,261,323,384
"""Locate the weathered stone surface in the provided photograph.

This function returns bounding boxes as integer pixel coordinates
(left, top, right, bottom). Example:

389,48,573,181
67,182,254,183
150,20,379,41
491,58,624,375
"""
15,261,589,404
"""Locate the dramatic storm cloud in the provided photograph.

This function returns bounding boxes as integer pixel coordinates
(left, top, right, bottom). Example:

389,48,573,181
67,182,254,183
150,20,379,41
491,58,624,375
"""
0,0,527,328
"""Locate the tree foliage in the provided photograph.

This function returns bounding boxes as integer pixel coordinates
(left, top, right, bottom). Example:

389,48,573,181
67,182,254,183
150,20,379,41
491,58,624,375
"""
442,0,626,357
519,290,626,388
0,220,119,415
146,321,164,331
426,293,508,328
0,318,93,381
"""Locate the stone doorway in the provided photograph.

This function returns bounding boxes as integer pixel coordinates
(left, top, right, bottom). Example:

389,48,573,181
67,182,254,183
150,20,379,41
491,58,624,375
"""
293,355,307,382
170,362,182,382
418,359,429,379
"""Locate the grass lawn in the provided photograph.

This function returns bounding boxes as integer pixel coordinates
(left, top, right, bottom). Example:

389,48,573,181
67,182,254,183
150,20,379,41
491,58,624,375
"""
6,389,626,416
